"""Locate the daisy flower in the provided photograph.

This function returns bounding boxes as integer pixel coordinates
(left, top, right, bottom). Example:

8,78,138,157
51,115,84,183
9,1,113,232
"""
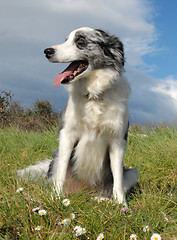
73,225,80,231
70,213,75,219
62,198,70,207
16,187,23,193
38,209,47,216
143,226,150,232
130,234,137,240
58,218,71,226
73,226,82,236
97,233,104,240
73,225,86,237
35,226,43,231
151,233,161,240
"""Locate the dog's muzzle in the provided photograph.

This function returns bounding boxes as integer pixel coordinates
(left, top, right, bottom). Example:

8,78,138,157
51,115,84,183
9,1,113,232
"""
44,48,55,59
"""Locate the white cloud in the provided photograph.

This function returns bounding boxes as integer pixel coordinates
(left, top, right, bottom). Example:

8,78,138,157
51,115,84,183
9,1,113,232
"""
1,0,156,63
126,68,177,122
1,0,177,123
42,0,156,66
151,76,177,102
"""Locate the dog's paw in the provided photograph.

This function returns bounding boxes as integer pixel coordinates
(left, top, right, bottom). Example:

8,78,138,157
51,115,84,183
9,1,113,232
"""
51,182,63,200
113,191,127,208
51,191,60,201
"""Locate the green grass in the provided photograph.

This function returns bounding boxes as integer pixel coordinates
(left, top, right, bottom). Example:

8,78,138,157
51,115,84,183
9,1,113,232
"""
0,126,177,239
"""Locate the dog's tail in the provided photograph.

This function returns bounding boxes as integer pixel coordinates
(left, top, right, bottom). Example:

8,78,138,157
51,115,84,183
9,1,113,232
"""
17,159,52,180
123,167,139,192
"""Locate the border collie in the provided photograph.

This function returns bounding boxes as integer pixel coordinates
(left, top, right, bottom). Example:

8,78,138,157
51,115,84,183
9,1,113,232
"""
18,27,138,207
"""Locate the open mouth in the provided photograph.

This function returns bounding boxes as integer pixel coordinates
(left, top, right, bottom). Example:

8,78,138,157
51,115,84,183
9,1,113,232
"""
54,60,88,87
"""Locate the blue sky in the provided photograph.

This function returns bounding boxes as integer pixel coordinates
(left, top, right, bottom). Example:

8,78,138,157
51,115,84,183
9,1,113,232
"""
0,0,177,123
143,1,177,79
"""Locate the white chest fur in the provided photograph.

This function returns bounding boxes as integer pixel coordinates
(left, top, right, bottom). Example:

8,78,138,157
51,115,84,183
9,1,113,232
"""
65,96,122,185
63,71,130,185
73,130,108,185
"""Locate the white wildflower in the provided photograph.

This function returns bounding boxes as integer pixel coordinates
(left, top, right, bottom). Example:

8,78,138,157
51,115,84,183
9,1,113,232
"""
151,233,161,240
97,233,104,240
70,213,75,219
38,209,47,216
58,218,71,225
143,225,150,232
130,234,137,240
73,225,86,237
35,226,43,231
16,187,23,193
62,198,70,207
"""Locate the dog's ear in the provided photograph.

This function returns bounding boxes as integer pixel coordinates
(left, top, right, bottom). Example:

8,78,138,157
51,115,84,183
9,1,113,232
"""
96,29,125,68
111,40,124,67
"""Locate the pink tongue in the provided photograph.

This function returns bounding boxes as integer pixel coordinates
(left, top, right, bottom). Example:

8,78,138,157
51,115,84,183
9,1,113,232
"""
54,71,72,87
54,62,78,87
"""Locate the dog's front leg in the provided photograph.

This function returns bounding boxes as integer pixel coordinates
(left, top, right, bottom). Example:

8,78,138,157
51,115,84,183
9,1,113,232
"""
109,140,127,206
54,129,75,197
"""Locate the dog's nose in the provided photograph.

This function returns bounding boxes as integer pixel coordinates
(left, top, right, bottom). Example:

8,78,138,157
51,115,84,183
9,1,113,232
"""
44,48,55,59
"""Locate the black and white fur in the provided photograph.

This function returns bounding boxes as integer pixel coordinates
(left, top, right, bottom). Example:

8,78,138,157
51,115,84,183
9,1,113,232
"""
18,27,138,207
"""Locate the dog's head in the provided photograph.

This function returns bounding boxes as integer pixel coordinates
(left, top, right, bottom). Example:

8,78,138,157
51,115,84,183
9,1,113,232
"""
44,27,124,86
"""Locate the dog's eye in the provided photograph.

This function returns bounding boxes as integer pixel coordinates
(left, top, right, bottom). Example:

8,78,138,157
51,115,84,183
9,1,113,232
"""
76,39,83,44
75,36,87,48
75,37,85,44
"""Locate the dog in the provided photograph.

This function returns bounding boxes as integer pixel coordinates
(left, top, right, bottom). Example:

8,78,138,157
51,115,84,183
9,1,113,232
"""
18,27,138,207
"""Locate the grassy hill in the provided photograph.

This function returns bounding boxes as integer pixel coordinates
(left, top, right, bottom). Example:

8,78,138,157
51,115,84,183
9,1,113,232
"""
0,126,176,239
